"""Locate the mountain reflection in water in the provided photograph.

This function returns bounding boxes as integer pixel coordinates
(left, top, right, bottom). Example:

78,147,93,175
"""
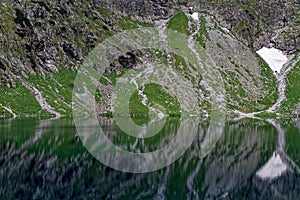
0,117,299,199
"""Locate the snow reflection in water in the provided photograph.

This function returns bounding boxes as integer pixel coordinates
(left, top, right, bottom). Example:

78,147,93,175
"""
0,117,299,199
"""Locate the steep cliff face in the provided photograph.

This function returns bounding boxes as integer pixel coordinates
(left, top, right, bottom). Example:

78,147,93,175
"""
0,1,119,87
0,1,299,117
198,0,299,52
101,0,300,51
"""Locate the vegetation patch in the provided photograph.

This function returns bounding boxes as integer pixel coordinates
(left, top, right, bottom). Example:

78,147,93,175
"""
29,68,77,115
279,57,300,115
167,11,189,35
118,17,153,30
254,51,278,110
129,83,181,125
254,112,277,119
0,81,41,115
220,71,256,112
196,16,210,48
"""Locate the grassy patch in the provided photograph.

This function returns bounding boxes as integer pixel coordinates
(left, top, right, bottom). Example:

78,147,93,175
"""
129,83,181,124
98,8,111,16
254,112,277,119
221,57,277,113
200,16,209,39
173,54,198,84
220,71,256,112
107,70,128,86
196,34,206,48
196,16,210,48
285,60,300,106
118,17,153,30
153,50,168,65
201,10,209,15
174,54,187,69
29,68,77,115
167,11,189,35
279,58,300,115
141,83,181,115
95,88,102,103
0,4,12,12
254,51,278,109
0,82,41,115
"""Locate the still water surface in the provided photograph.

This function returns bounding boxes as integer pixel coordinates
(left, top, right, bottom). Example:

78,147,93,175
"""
0,117,299,199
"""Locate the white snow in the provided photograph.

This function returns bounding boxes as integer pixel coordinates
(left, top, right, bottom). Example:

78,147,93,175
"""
221,27,230,33
256,152,287,180
190,12,199,21
256,47,288,73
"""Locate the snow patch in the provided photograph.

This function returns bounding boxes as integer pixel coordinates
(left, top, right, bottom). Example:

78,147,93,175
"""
190,12,199,21
256,152,287,180
256,47,288,73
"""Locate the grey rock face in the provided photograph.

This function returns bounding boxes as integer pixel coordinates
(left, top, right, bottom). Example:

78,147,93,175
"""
102,0,299,51
0,1,120,86
0,0,298,87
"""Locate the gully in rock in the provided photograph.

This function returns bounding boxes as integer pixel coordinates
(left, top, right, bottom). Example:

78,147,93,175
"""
235,48,300,180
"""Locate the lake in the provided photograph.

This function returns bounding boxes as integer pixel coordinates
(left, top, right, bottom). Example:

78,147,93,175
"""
0,117,299,199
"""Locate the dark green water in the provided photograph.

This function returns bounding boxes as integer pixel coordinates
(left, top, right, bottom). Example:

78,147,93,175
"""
0,117,299,199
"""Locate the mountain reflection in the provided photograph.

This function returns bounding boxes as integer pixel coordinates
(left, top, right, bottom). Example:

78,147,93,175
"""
0,117,299,199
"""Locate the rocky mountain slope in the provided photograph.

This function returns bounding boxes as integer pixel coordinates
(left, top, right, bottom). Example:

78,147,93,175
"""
99,0,300,51
0,0,299,118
